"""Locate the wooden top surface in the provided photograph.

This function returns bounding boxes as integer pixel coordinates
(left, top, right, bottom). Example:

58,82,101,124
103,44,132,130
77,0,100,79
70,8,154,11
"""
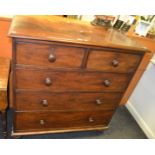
9,15,149,52
0,58,10,91
128,33,155,53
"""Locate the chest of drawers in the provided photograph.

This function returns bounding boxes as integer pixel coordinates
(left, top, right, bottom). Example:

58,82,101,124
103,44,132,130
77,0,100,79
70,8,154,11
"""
9,16,149,136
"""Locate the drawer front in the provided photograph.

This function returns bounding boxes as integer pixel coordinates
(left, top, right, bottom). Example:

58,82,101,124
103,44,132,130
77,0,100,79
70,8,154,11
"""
87,50,142,73
15,92,122,111
14,110,114,131
15,69,131,92
16,43,84,68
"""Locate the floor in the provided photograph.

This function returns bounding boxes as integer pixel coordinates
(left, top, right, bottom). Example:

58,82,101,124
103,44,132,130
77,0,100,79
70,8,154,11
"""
0,106,147,139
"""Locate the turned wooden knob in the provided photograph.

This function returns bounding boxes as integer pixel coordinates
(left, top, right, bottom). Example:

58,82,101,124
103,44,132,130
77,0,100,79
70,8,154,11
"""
103,80,111,87
112,59,119,67
96,99,103,105
89,117,94,123
41,100,48,106
48,53,56,62
40,120,45,125
45,77,52,86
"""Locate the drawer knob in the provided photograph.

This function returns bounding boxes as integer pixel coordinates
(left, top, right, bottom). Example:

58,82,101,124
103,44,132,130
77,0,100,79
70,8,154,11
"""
40,120,45,125
41,100,48,106
48,53,56,62
112,59,119,67
103,80,111,87
96,99,103,105
45,77,52,86
89,117,94,123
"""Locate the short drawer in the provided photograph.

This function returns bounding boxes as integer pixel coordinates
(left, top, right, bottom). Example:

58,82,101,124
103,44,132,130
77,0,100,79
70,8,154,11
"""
14,110,114,132
15,69,131,92
87,50,142,73
15,92,122,111
16,43,84,68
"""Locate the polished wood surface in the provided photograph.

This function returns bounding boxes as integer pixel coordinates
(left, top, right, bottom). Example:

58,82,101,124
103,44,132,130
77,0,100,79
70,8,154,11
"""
0,58,10,90
0,91,7,112
15,92,122,111
14,110,113,132
9,16,149,136
16,42,85,68
12,126,108,136
87,49,142,73
128,32,155,53
0,57,10,138
9,16,149,52
15,69,131,92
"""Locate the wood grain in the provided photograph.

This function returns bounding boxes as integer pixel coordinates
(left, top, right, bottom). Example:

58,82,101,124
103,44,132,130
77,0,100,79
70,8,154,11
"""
0,57,10,138
9,16,150,136
11,126,108,136
0,57,10,110
0,92,7,110
128,32,155,53
16,42,85,68
14,110,114,132
0,58,10,90
15,69,131,92
9,15,149,52
87,49,142,73
15,91,122,111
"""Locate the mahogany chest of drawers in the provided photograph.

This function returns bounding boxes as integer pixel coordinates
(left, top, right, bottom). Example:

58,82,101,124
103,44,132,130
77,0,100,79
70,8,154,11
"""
9,16,149,137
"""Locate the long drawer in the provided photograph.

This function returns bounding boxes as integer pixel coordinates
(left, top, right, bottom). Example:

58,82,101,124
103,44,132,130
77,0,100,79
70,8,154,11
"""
15,92,122,111
14,110,114,132
87,50,142,73
16,42,84,68
15,69,131,92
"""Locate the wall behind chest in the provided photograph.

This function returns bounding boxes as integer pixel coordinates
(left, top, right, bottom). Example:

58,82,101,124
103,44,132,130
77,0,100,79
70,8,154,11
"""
0,17,12,58
126,62,155,139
